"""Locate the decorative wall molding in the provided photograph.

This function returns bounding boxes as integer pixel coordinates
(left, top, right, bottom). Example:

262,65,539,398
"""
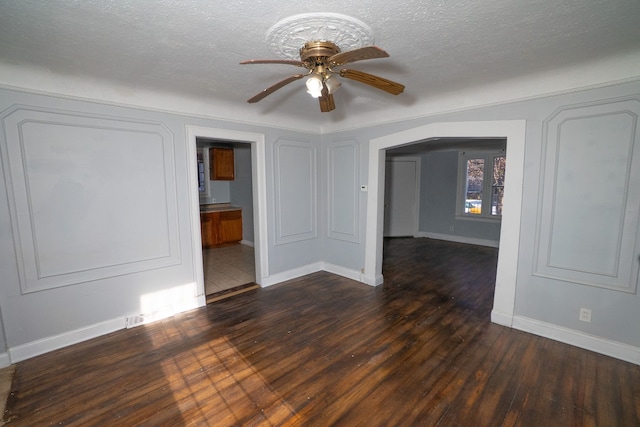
266,13,374,59
534,97,640,293
0,105,181,293
274,139,317,245
327,140,359,243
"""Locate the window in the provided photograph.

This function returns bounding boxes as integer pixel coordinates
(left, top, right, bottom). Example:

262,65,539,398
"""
458,151,506,219
197,147,210,198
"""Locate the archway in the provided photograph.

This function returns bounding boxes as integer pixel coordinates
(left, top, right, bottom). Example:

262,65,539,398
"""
363,120,526,326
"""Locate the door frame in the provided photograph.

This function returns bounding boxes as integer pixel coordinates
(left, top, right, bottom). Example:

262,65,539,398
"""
186,126,269,297
363,120,526,327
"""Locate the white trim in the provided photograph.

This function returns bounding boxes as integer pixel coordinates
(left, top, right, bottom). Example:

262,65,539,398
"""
416,232,499,248
512,315,640,366
259,262,363,288
322,262,363,283
491,311,514,328
8,317,125,363
273,140,317,245
260,262,323,288
361,272,384,287
0,353,10,368
365,120,527,326
6,293,205,363
185,126,269,290
327,140,360,243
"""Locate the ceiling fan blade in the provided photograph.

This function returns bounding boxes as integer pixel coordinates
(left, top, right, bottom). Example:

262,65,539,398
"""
319,85,335,112
247,74,305,103
240,59,305,67
328,46,389,66
339,69,405,95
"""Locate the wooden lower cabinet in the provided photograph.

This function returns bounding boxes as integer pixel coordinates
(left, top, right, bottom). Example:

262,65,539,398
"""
200,209,242,248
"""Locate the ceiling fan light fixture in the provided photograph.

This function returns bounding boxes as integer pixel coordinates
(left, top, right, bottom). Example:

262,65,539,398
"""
324,75,341,94
243,14,404,112
306,75,324,98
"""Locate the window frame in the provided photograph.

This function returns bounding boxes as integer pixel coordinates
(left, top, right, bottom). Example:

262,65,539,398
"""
197,146,211,199
456,150,506,222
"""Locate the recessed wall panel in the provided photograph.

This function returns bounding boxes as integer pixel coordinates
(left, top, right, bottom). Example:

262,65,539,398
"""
535,99,640,292
328,141,359,242
274,140,317,244
548,114,630,275
1,107,180,293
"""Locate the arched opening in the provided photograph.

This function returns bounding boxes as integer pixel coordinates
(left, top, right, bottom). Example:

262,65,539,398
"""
363,120,526,326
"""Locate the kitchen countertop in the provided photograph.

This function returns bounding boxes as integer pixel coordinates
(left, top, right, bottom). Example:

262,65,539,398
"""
200,203,241,213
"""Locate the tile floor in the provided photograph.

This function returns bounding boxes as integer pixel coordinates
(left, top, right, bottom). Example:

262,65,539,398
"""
203,243,256,295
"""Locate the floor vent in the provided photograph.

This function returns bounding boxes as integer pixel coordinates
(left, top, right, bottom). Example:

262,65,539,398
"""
125,307,173,329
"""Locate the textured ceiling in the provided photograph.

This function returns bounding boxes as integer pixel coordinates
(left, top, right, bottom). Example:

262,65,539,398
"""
1,0,639,131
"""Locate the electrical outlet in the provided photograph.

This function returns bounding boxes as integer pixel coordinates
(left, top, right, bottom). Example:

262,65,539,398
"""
579,307,592,323
449,226,454,231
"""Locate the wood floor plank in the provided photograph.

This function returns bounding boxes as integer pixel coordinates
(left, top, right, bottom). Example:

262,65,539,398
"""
3,238,639,426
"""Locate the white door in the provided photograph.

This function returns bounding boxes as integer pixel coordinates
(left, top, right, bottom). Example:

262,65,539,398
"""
384,158,419,237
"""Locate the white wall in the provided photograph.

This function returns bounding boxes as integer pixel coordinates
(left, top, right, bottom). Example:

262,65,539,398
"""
323,79,640,364
0,87,323,364
1,65,639,367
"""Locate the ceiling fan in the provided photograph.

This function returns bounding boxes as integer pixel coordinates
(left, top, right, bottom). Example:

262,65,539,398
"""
240,41,405,112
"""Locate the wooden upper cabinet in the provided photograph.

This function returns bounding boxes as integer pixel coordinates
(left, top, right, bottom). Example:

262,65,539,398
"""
209,147,235,180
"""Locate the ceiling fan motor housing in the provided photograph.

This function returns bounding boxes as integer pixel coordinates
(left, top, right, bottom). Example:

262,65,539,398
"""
300,41,341,63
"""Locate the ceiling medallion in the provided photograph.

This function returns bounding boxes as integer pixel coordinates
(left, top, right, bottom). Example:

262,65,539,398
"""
266,13,375,60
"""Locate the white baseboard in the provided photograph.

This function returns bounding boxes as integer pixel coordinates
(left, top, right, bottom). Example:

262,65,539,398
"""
490,310,514,327
416,232,499,248
322,262,362,283
259,262,369,288
360,273,384,287
512,315,640,366
6,295,205,364
260,262,324,287
0,352,10,368
240,240,254,247
8,317,125,364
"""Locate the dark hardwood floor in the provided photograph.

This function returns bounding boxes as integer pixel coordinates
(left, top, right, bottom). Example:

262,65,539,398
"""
4,238,640,426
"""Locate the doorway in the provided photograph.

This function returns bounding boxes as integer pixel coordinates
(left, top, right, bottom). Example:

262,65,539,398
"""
197,139,257,299
363,120,527,326
383,156,420,237
186,126,269,303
